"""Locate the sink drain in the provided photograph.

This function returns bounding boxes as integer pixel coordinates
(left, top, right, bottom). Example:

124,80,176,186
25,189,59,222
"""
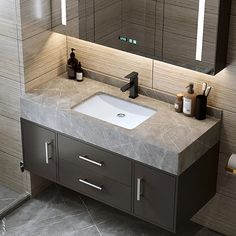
117,113,126,118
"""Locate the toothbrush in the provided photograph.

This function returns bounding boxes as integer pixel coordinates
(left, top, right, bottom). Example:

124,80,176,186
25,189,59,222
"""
205,86,212,97
202,82,207,95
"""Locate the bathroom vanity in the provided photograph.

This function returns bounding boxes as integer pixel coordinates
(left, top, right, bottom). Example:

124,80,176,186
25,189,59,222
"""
20,76,221,233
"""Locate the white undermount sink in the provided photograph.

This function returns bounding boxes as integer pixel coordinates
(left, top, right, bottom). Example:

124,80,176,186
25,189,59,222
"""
72,93,156,129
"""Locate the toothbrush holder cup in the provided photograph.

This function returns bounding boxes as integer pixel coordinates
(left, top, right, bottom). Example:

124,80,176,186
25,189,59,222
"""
195,95,207,120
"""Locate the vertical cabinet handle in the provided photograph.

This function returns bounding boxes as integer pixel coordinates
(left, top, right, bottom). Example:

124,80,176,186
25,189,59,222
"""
45,141,53,164
137,177,143,201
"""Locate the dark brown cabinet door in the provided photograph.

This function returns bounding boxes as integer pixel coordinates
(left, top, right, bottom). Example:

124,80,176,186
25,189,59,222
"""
21,119,57,181
134,163,176,230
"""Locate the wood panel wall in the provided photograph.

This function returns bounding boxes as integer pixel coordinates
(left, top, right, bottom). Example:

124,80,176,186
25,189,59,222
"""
19,0,67,195
0,0,67,194
0,0,28,193
20,0,67,92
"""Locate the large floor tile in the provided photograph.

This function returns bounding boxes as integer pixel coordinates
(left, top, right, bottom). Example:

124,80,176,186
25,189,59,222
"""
0,184,21,215
6,212,94,236
0,199,16,212
97,217,223,236
88,204,127,225
67,225,101,236
5,185,87,231
0,185,20,200
1,184,224,236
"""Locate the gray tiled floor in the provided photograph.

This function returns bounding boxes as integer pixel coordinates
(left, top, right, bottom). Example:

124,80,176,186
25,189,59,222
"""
0,185,223,236
0,185,22,215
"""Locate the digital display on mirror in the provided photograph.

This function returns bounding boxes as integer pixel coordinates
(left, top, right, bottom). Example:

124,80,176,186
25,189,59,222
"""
119,36,137,45
119,36,127,42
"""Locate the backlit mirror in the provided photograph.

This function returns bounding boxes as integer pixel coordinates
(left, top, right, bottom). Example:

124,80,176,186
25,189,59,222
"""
51,0,231,75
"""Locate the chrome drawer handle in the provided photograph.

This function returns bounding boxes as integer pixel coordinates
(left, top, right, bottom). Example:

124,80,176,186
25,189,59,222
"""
137,177,143,201
78,155,103,167
79,179,103,191
45,141,53,164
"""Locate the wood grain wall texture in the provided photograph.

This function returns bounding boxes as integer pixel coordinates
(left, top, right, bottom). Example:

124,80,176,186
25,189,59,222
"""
19,0,67,193
0,0,67,194
0,0,27,193
19,0,67,194
67,1,236,234
19,0,67,92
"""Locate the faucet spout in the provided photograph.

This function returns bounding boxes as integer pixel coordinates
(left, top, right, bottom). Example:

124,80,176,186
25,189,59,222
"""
120,82,133,92
120,72,139,99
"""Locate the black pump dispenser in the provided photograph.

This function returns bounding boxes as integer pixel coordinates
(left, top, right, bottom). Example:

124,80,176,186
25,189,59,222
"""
67,48,78,80
70,48,75,58
186,83,194,94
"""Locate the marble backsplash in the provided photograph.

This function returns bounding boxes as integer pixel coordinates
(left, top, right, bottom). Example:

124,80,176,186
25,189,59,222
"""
84,69,222,119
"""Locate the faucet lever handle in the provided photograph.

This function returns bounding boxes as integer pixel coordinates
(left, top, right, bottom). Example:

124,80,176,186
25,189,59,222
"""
124,72,138,80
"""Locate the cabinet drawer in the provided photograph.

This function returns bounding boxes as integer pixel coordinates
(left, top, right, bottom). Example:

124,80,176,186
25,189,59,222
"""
58,134,132,186
59,159,132,212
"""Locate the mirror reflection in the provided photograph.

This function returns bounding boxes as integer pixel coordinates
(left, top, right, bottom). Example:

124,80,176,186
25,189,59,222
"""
51,0,226,75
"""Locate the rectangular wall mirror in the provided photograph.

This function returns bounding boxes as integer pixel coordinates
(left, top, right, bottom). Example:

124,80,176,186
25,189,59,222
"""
51,0,231,75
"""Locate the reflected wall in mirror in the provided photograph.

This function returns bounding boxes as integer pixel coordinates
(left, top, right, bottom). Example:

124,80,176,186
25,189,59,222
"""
51,0,231,75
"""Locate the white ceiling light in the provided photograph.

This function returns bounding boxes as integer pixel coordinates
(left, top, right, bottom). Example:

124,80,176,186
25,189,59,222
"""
196,0,206,61
61,0,67,25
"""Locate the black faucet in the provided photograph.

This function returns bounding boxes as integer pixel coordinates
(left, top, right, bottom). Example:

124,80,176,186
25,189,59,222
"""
120,72,139,99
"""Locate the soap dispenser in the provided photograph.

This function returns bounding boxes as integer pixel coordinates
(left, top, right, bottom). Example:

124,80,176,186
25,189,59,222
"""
183,83,196,117
67,48,78,80
76,62,84,82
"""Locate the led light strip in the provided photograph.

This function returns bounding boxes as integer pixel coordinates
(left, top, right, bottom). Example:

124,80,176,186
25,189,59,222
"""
35,0,42,19
61,0,67,25
196,0,206,61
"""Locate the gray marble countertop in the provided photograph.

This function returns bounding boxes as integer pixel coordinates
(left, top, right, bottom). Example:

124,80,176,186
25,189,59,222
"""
21,75,221,175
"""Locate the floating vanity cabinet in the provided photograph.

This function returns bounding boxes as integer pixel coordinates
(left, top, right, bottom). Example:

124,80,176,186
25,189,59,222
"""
58,134,132,212
134,163,176,230
21,119,219,233
21,119,57,182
